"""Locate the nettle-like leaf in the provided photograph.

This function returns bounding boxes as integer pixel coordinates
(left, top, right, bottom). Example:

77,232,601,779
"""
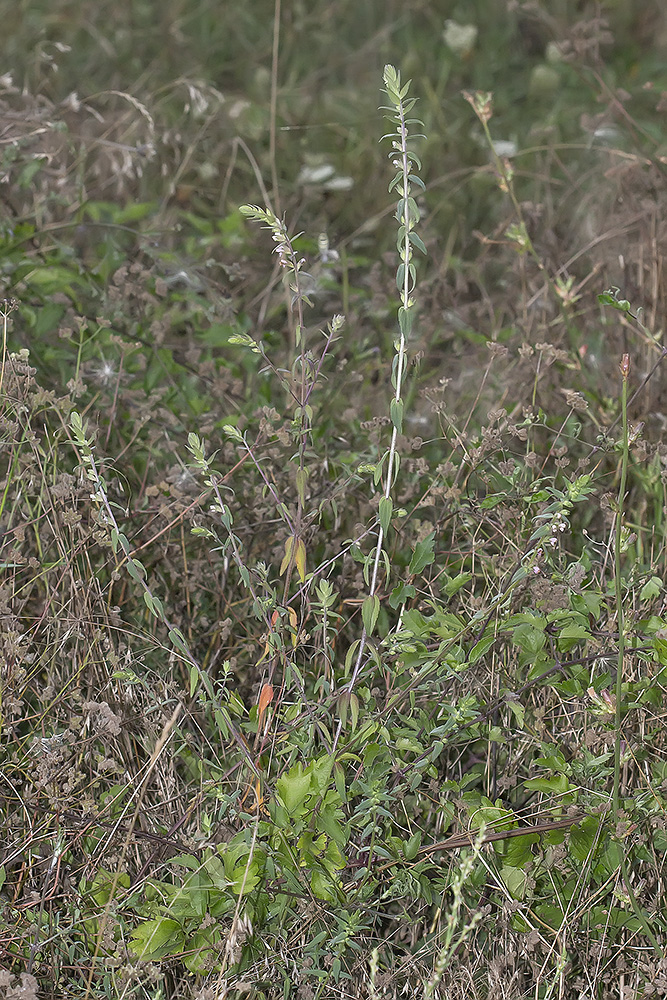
129,917,184,960
276,761,312,816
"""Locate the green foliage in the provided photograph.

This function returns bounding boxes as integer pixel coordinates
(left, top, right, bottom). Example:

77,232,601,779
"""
4,5,667,999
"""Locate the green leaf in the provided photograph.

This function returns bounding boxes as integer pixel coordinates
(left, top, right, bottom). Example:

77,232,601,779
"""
276,763,312,816
556,623,590,652
293,537,307,582
143,591,164,618
129,918,183,960
296,467,309,506
469,631,496,664
362,594,380,635
334,762,347,803
389,583,416,608
512,622,546,657
168,627,189,656
230,860,260,894
409,533,435,575
506,699,525,728
223,423,244,443
379,497,393,535
395,737,423,753
310,868,338,902
26,265,83,294
570,816,601,862
396,263,405,291
203,854,229,889
502,832,539,868
640,576,662,601
480,493,506,509
398,305,414,338
349,692,359,731
523,774,570,795
126,558,146,583
408,231,427,254
185,871,210,917
598,289,632,313
444,572,472,597
172,853,200,869
653,829,667,853
500,864,529,900
189,665,199,697
403,831,421,860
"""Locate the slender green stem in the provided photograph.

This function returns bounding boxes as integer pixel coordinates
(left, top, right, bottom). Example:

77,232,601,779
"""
613,355,629,817
331,65,424,753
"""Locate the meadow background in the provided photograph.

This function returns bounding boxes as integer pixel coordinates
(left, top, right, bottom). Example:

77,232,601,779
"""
2,1,667,998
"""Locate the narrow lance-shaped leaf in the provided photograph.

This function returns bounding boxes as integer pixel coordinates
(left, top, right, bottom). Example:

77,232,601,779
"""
379,496,393,535
362,594,380,636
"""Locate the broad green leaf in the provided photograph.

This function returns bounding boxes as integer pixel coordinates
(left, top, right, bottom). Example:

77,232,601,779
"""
276,762,311,816
500,864,529,900
129,918,183,960
230,861,260,894
310,869,338,901
653,829,667,853
204,854,229,889
523,775,570,795
389,582,416,608
556,623,590,653
171,853,200,870
409,533,435,575
512,622,545,657
534,905,565,932
503,832,539,868
569,816,601,862
480,493,506,509
640,576,662,601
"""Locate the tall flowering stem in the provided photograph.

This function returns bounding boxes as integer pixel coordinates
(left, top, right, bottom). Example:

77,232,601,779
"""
334,66,426,744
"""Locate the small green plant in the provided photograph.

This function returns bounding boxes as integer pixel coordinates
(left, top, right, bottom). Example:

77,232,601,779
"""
331,64,428,750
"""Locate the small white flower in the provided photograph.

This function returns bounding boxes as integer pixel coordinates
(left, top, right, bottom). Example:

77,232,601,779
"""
323,175,354,191
492,139,518,158
91,358,118,387
443,20,478,57
298,163,335,185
